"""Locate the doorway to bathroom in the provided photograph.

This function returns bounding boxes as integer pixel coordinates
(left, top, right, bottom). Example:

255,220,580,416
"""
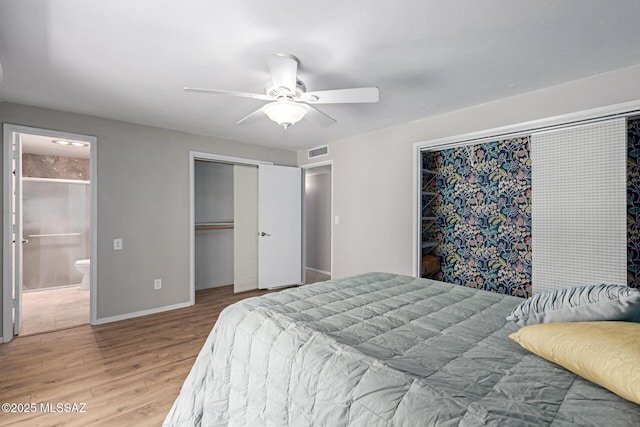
3,125,97,341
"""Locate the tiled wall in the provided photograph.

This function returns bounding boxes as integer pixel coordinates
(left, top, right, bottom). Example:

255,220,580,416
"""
23,153,89,180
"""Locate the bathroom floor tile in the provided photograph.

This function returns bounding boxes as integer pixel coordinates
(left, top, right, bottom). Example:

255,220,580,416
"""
20,286,90,336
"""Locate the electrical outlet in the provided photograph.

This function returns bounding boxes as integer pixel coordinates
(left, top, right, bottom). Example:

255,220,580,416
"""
154,279,162,290
113,238,123,250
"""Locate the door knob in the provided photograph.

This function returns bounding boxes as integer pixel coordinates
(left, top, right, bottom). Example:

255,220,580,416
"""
260,232,271,237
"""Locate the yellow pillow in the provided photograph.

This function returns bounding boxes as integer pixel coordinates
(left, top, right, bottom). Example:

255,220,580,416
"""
509,321,640,404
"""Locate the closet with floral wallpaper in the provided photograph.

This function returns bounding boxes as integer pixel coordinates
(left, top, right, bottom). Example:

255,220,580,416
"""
420,115,640,298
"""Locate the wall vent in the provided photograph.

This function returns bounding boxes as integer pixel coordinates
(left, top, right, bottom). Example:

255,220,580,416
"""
308,145,329,159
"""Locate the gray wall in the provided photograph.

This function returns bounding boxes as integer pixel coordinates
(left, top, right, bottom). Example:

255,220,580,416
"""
305,170,331,273
297,64,640,279
0,102,296,334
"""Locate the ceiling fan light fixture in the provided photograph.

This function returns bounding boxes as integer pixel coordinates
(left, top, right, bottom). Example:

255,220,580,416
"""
262,99,309,128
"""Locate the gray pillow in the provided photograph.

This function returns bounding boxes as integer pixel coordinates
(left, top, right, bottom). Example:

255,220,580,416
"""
506,284,640,327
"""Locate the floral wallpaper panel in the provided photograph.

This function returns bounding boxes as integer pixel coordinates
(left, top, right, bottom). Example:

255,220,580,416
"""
627,118,640,288
423,137,532,298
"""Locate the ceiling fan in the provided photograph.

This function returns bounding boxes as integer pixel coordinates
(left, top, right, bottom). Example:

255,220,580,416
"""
184,53,379,129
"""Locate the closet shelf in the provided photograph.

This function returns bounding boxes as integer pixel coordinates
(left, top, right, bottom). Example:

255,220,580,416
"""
195,222,234,231
421,154,439,259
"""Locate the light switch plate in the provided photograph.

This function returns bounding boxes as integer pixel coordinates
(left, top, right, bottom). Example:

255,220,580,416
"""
113,238,123,250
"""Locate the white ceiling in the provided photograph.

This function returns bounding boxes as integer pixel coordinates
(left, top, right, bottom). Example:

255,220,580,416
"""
1,1,639,151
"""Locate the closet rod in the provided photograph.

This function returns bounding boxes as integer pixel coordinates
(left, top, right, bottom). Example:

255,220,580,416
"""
195,226,234,231
195,222,234,231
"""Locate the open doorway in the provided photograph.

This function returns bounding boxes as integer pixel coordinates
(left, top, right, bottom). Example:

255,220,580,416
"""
303,163,332,284
3,125,97,341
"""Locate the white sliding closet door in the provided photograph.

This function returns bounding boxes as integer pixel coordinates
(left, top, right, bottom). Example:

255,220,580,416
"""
531,118,627,293
233,165,259,292
258,164,302,289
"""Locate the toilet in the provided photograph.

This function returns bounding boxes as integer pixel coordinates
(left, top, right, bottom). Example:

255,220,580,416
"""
75,259,90,290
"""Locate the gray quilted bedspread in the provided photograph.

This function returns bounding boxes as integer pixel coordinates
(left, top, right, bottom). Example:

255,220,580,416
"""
164,272,640,426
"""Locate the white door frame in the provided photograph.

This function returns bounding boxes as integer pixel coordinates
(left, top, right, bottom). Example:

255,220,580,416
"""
2,124,97,343
301,160,334,280
188,151,272,302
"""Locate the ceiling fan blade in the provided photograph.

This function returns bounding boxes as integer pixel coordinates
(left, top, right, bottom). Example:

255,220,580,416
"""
302,87,379,104
184,87,273,101
236,107,266,125
304,104,336,127
267,53,298,92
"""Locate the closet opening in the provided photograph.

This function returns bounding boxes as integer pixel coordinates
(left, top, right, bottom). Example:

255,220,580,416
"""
418,139,532,297
190,152,264,303
194,160,234,292
189,151,304,304
414,103,640,298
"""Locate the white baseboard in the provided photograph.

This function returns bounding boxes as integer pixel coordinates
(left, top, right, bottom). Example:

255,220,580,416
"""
305,267,331,276
95,301,192,325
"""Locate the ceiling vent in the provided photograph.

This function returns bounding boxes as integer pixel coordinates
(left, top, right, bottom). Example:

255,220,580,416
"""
308,145,329,159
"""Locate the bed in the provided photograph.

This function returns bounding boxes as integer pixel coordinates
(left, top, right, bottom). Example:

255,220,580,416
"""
164,272,640,426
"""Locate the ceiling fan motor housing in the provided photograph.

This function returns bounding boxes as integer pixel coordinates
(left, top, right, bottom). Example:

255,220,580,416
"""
265,79,307,99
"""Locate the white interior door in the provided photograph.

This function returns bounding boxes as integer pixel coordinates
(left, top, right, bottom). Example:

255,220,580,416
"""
258,164,302,289
12,133,23,336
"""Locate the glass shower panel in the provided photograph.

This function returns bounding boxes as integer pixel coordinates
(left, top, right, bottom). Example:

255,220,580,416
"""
22,179,90,290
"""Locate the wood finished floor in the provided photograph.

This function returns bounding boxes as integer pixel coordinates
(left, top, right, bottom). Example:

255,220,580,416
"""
0,285,277,427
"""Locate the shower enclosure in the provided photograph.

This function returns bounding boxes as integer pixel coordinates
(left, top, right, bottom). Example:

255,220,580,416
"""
22,178,90,290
